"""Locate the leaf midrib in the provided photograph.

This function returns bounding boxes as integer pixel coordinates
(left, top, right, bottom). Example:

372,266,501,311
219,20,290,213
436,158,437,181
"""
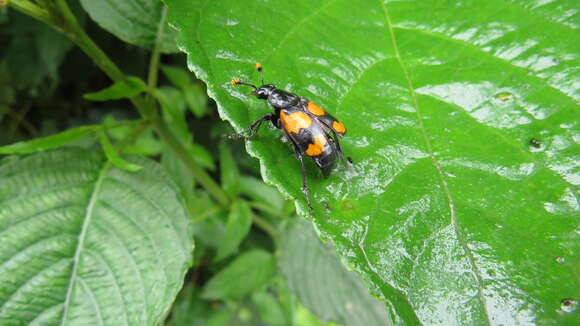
59,160,115,326
378,1,492,324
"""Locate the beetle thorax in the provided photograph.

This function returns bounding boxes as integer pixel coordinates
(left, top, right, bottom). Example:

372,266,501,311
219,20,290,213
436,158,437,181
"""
267,89,299,108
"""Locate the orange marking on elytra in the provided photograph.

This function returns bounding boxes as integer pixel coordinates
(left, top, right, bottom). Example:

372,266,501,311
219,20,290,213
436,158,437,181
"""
280,111,312,134
307,101,325,116
332,120,346,133
306,134,327,157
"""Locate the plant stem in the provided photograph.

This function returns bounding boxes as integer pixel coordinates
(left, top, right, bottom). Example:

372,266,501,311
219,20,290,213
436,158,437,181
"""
113,121,151,152
52,0,153,118
249,201,287,218
252,213,279,238
54,0,123,81
191,205,223,223
148,6,168,90
8,0,54,26
11,0,232,209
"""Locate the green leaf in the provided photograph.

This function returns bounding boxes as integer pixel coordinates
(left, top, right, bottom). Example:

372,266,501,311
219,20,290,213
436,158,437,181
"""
239,176,285,213
251,291,288,326
103,116,163,156
160,66,208,117
79,0,178,52
2,11,74,89
162,147,195,199
219,142,240,198
161,65,192,89
280,219,392,326
215,199,252,261
155,86,190,142
0,148,193,325
295,305,340,326
184,83,209,118
84,76,147,101
98,130,142,171
167,0,580,324
190,143,216,170
202,250,276,300
0,125,97,154
206,310,234,326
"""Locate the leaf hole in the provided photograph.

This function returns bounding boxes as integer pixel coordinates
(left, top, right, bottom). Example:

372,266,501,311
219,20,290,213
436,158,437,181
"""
561,298,577,313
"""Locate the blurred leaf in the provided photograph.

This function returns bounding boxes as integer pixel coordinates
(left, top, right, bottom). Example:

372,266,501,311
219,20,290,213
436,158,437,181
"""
84,76,147,101
155,86,190,141
0,6,8,23
98,130,142,171
0,148,193,325
295,305,339,326
165,284,210,326
239,176,285,213
104,116,163,156
1,11,73,89
0,125,97,154
190,143,216,170
184,83,209,118
216,199,252,261
219,142,240,197
122,128,164,156
280,219,392,326
167,0,580,324
161,65,192,89
161,65,209,117
162,147,195,200
79,0,178,52
251,291,288,326
206,309,235,326
202,250,276,300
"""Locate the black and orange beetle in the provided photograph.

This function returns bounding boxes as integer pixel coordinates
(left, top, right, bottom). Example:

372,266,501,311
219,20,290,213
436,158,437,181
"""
229,63,348,210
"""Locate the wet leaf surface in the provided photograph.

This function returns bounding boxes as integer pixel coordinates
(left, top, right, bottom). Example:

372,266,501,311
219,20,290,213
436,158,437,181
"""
166,0,579,324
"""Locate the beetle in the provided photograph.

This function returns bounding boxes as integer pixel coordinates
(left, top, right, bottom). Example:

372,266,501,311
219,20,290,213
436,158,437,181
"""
229,63,348,210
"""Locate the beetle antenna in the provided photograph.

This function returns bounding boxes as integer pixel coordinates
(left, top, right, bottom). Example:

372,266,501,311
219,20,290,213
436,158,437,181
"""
230,78,257,89
256,62,264,85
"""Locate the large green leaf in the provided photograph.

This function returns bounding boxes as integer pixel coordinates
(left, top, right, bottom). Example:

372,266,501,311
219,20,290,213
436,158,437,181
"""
166,0,579,325
0,148,193,326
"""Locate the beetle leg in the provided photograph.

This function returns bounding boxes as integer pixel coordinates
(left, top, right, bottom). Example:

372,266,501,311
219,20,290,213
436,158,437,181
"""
228,113,275,139
329,130,352,165
287,136,313,210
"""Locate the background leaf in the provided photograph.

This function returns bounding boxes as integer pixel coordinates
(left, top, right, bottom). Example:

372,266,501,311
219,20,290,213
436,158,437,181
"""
202,249,276,300
0,125,97,154
280,219,393,326
97,130,143,171
219,142,240,198
215,199,252,261
166,0,580,324
0,148,193,325
251,291,288,326
79,0,177,52
0,10,74,90
84,77,148,101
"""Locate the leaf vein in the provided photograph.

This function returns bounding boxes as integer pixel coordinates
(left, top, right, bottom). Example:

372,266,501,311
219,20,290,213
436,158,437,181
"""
83,248,131,326
379,1,492,323
59,161,111,326
78,278,104,326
